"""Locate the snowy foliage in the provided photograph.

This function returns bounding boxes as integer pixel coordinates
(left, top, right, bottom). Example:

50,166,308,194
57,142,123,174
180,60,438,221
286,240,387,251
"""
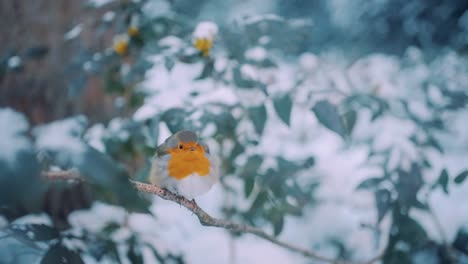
2,1,468,264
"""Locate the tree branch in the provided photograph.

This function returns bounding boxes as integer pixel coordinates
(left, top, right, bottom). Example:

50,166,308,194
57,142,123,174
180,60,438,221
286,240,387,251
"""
42,171,384,264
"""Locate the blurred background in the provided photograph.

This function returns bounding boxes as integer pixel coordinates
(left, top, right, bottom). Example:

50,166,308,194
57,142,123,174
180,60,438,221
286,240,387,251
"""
1,0,468,263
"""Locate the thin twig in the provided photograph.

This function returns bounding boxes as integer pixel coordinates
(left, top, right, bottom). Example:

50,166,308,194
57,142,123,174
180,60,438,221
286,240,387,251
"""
43,171,384,264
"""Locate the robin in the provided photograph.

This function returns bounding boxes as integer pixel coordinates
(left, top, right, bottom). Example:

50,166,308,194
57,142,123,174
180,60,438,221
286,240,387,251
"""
149,130,219,199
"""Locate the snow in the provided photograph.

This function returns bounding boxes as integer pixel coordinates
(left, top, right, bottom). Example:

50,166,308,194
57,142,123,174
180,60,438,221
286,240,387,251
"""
7,56,21,69
102,11,115,22
88,0,114,8
68,202,127,233
158,36,184,52
240,64,258,81
112,33,129,45
64,24,82,40
241,14,284,25
34,116,87,154
193,21,219,40
12,213,53,226
347,54,401,98
142,0,170,19
0,216,7,229
298,53,319,72
85,124,107,152
0,108,32,167
245,46,267,62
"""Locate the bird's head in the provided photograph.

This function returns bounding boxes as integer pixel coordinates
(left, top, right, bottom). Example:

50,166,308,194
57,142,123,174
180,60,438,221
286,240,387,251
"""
157,131,212,179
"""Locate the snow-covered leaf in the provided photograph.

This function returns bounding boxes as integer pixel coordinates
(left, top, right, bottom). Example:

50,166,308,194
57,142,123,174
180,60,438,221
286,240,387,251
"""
10,224,59,242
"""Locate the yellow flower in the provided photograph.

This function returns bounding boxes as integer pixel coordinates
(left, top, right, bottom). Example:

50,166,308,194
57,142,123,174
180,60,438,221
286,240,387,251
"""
113,34,129,55
194,38,213,57
127,26,139,37
193,21,218,57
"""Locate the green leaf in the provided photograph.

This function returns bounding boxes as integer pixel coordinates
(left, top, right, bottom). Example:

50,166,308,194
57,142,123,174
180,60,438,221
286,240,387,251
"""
34,117,149,212
105,66,125,94
249,191,268,213
436,169,449,194
161,108,188,134
229,142,245,160
273,215,284,236
143,115,160,148
454,170,468,184
164,57,175,72
375,189,392,223
194,59,214,80
178,49,200,64
452,228,468,255
241,155,262,197
244,177,255,198
396,164,423,210
392,213,428,249
102,222,120,235
0,119,43,214
127,239,143,264
312,100,347,138
41,243,84,264
201,110,238,137
248,105,267,135
426,136,443,153
276,157,301,175
240,155,263,177
356,177,384,190
232,65,261,89
24,45,49,60
422,158,432,168
341,109,357,134
273,94,293,126
77,147,151,212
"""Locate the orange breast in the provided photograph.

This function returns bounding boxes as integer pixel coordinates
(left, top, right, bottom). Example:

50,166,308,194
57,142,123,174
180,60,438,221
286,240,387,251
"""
167,142,210,180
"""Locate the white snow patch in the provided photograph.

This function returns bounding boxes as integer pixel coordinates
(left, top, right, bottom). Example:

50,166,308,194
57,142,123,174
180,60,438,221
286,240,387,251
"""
88,0,114,8
245,46,267,62
68,202,127,233
0,108,32,166
34,116,88,156
7,56,22,69
64,24,82,40
193,21,218,40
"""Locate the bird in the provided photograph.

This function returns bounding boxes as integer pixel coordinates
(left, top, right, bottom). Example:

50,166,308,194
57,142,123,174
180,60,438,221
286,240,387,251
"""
148,130,219,199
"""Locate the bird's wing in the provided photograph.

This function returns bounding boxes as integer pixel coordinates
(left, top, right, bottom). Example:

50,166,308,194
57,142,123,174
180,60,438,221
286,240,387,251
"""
200,142,210,154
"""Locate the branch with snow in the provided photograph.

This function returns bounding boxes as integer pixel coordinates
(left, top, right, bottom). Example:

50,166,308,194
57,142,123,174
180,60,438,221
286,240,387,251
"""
42,170,384,264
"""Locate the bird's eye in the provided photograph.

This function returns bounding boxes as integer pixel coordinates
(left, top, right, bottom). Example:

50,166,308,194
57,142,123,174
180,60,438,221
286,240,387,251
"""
179,144,183,149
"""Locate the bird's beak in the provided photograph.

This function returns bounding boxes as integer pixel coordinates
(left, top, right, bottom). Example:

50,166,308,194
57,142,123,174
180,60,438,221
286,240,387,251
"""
189,147,195,151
